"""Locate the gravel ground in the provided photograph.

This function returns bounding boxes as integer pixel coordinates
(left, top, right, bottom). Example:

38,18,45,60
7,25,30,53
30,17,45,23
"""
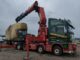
0,45,80,60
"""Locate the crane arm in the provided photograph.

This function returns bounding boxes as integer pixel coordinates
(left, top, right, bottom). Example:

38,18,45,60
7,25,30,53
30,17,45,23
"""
15,1,46,25
16,1,38,22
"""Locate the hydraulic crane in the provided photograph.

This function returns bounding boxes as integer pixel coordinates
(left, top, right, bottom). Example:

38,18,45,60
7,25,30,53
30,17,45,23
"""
16,1,47,42
16,1,47,60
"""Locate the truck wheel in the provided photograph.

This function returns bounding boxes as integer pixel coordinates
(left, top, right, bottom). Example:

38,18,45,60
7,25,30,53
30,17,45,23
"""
53,46,63,56
37,46,44,54
16,45,21,50
22,44,25,50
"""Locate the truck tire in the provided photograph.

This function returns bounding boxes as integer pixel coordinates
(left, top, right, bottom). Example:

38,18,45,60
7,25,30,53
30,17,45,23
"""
37,46,44,54
16,44,22,50
16,41,24,50
53,46,63,56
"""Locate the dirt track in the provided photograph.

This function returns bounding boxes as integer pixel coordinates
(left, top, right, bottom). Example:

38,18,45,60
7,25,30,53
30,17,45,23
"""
0,45,80,60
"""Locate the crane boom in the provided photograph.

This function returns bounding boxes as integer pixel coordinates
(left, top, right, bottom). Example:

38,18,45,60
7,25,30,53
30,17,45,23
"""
16,1,46,25
15,1,47,42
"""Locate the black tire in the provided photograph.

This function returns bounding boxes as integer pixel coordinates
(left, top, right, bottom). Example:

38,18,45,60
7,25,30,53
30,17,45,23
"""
16,41,24,50
22,44,25,50
6,41,12,45
16,44,22,50
53,46,63,56
37,46,44,54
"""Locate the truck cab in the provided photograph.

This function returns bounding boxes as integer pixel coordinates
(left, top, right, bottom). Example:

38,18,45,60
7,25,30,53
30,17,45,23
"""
48,18,75,43
47,18,76,55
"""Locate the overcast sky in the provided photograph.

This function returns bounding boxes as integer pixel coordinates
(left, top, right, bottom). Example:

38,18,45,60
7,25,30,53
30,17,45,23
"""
0,0,80,38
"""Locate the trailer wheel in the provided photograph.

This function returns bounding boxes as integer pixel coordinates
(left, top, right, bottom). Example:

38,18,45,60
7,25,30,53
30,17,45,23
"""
53,46,63,56
37,46,44,54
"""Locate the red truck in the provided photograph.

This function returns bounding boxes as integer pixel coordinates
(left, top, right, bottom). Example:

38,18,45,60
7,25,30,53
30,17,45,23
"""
15,1,76,55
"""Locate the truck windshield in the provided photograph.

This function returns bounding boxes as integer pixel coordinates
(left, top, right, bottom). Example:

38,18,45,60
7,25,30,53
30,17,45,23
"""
48,18,75,37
